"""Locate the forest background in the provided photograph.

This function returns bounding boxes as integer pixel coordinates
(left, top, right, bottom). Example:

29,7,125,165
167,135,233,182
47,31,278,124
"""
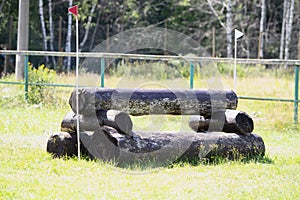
0,0,299,72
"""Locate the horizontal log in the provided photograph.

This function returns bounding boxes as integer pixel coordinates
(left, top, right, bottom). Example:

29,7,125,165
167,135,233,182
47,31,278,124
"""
69,88,238,118
61,110,133,136
47,127,265,166
188,110,254,134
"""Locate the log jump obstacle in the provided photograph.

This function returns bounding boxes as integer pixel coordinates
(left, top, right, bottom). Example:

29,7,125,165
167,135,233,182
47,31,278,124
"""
47,88,265,166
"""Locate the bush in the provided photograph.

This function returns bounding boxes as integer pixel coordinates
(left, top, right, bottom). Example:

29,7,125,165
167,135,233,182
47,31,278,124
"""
216,63,295,79
27,63,57,104
110,60,191,80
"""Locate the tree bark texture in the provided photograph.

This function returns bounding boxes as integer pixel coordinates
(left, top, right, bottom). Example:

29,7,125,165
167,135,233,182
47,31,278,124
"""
38,0,49,64
48,0,56,67
284,0,294,61
298,31,300,60
258,0,266,59
188,110,254,134
69,88,238,118
280,0,288,60
61,110,133,136
89,11,101,51
47,127,265,166
226,0,233,58
64,0,73,72
0,0,4,14
80,3,96,52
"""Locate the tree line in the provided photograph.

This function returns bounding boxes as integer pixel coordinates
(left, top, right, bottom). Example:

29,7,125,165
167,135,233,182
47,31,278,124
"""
0,0,299,72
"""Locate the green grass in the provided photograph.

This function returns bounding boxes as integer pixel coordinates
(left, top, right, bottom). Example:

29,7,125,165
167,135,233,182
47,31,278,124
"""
1,71,300,199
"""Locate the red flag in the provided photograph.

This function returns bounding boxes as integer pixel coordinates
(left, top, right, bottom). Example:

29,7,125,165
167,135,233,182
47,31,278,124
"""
68,5,78,16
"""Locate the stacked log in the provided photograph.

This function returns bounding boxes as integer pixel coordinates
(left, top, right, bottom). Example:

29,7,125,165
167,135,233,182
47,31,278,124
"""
47,88,265,165
188,110,254,134
47,127,265,166
61,110,133,136
68,88,238,117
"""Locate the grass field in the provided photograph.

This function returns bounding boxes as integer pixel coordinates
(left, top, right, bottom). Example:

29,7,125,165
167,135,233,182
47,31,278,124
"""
0,69,300,199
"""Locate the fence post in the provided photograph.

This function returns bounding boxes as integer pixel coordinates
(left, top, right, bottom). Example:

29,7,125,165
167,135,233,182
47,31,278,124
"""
100,58,105,87
190,63,194,89
24,55,29,101
294,65,299,123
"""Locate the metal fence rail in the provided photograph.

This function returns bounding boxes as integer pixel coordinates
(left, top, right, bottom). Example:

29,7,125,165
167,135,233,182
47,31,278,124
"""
1,50,300,65
0,50,299,123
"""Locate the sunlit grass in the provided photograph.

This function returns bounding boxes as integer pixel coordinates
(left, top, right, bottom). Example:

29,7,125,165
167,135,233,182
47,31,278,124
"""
0,133,299,199
0,69,300,199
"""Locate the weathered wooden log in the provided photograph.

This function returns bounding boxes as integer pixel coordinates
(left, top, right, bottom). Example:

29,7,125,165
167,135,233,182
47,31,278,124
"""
46,132,78,158
69,88,238,118
47,127,265,166
61,110,133,135
46,131,89,158
188,110,254,134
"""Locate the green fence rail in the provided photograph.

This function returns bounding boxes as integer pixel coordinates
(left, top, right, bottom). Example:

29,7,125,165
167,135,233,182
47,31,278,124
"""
294,66,299,123
0,50,299,123
24,55,29,101
190,63,194,89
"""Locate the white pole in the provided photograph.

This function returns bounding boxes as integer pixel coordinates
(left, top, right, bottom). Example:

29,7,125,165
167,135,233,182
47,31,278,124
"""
234,29,244,91
75,16,80,160
16,0,29,80
234,36,237,91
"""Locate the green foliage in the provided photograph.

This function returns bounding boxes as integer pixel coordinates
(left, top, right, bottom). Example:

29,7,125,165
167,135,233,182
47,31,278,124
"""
110,61,190,80
217,63,259,78
217,63,295,79
27,63,57,104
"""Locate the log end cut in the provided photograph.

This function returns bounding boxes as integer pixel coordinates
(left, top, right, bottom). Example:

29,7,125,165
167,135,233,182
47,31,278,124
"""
188,110,254,134
46,132,78,158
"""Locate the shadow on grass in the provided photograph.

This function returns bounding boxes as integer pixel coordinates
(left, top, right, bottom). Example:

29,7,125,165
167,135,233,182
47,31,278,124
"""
167,153,274,168
55,152,274,172
49,148,275,172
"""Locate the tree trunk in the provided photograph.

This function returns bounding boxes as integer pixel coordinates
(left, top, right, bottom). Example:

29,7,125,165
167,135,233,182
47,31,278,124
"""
58,16,63,71
6,15,13,74
280,0,288,60
258,0,266,59
68,88,238,118
89,11,101,51
284,0,294,62
245,36,250,59
207,0,225,28
0,0,5,14
79,3,96,52
298,31,300,59
206,0,234,58
226,0,233,58
47,127,265,166
212,27,215,57
48,0,56,67
188,110,254,134
39,0,49,64
64,0,73,72
61,110,133,136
